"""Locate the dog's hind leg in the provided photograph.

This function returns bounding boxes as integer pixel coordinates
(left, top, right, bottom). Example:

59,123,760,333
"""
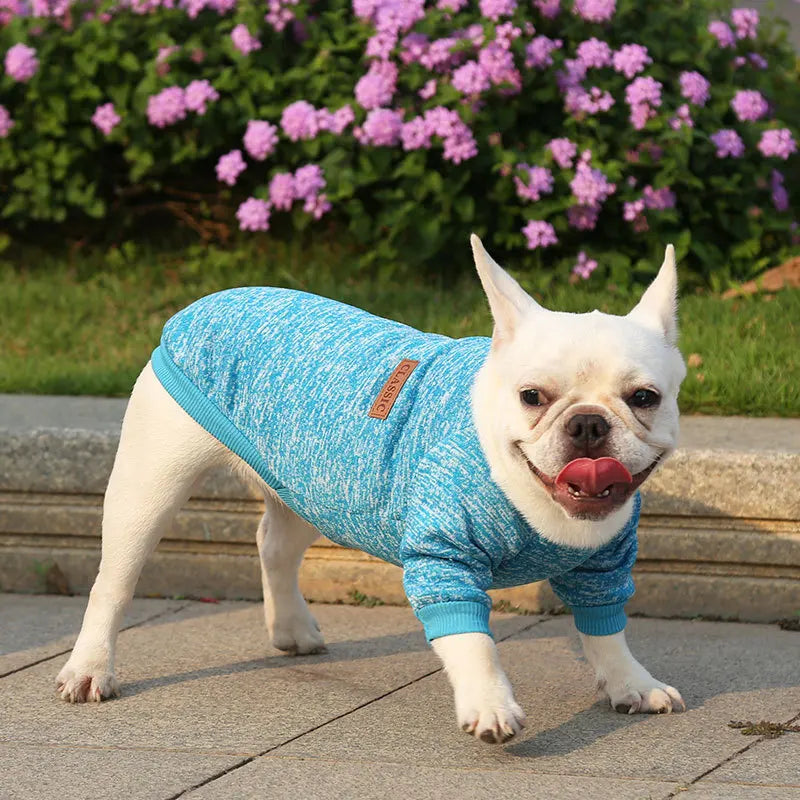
57,362,228,702
257,495,326,655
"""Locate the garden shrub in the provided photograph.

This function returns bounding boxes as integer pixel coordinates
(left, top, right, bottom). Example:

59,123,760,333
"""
0,0,798,286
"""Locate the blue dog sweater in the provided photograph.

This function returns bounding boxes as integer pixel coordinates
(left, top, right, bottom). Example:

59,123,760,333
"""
151,287,639,641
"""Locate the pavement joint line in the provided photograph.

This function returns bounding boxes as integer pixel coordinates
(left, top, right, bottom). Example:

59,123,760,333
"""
665,708,800,798
0,600,193,680
163,616,550,800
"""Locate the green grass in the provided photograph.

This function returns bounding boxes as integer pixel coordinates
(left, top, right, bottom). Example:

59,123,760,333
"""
1,237,798,416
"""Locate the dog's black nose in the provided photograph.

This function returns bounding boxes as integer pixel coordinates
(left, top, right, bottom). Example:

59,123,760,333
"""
566,413,610,452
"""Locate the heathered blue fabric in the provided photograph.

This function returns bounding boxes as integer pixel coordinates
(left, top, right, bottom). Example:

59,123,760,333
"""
152,287,640,641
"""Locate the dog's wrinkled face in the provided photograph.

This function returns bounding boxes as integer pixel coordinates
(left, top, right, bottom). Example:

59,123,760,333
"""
471,235,686,525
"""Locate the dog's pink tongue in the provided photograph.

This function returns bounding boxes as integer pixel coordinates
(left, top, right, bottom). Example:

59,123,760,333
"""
555,458,633,495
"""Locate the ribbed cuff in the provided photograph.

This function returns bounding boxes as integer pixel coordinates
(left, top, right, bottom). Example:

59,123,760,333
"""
571,602,627,636
416,601,492,642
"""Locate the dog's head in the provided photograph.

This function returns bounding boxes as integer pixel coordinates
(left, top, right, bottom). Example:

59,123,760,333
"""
470,235,686,546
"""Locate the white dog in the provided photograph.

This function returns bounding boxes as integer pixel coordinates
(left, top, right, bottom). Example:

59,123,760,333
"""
57,235,686,743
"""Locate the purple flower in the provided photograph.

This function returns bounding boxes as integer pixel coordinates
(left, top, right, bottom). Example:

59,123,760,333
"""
184,80,218,115
266,0,298,32
0,104,14,138
573,251,598,279
612,44,650,79
576,38,612,69
156,46,180,66
525,36,562,69
5,43,38,82
281,100,320,141
626,76,662,107
547,138,577,169
358,108,404,146
424,106,461,138
757,128,797,159
355,61,398,110
452,60,491,95
748,52,768,69
401,117,433,150
216,149,247,185
522,220,558,249
91,103,120,136
573,0,615,23
570,160,615,207
625,76,662,130
514,165,554,202
418,79,437,100
478,42,520,90
731,89,768,122
146,87,186,128
643,185,676,210
495,22,522,49
236,198,271,232
771,170,789,212
534,0,560,18
478,0,516,21
243,120,278,161
294,164,326,200
269,172,296,210
231,24,261,55
328,105,355,134
708,20,735,48
304,193,331,220
623,198,649,232
731,8,758,39
442,123,478,163
438,0,468,9
669,104,693,130
710,129,745,158
679,71,710,106
567,205,599,230
566,85,614,116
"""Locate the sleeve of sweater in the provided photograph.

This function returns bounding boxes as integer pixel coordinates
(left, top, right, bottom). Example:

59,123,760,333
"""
548,493,641,637
399,456,497,643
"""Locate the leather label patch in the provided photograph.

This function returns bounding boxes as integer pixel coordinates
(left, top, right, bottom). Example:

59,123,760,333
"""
368,359,419,420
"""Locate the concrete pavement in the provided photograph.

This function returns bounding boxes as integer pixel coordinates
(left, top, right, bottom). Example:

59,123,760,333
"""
1,594,798,799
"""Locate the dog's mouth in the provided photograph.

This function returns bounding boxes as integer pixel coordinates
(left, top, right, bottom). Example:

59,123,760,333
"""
526,455,658,520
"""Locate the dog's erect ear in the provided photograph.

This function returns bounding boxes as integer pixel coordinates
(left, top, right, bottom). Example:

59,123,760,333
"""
627,244,679,346
470,234,540,343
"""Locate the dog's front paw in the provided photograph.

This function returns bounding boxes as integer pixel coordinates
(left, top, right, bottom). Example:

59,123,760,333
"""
455,685,527,743
56,661,120,703
270,612,327,656
601,672,685,715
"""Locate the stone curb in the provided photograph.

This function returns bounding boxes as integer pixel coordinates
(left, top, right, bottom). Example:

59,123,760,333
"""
1,394,798,621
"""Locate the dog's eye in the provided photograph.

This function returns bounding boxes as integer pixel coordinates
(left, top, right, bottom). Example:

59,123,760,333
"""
628,389,660,409
520,389,543,407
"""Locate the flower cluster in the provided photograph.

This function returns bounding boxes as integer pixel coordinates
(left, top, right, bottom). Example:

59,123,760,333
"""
4,43,38,82
231,24,261,55
243,120,279,161
91,103,121,136
0,104,14,138
573,251,598,280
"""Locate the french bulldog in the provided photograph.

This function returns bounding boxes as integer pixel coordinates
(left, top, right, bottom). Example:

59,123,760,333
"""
57,235,686,743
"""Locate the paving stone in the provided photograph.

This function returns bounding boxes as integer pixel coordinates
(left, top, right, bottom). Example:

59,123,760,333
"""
270,616,800,785
0,594,184,675
0,599,534,755
185,755,680,800
0,743,241,800
705,734,800,786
